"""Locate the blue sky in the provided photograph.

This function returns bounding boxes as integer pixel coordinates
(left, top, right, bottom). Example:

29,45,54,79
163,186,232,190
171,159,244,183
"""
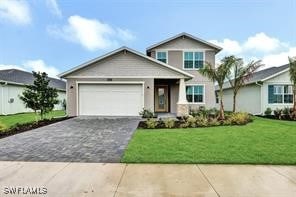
0,0,295,77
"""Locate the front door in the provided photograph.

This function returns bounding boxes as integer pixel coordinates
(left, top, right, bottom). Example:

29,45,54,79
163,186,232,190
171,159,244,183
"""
155,85,169,112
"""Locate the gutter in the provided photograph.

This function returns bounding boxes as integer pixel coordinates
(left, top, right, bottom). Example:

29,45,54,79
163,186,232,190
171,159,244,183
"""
255,81,263,115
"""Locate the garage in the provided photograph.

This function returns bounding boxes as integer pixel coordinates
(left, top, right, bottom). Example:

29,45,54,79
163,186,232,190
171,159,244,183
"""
78,83,144,116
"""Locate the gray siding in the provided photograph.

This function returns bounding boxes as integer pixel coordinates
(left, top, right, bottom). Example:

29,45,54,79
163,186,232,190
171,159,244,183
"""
66,51,186,79
150,36,215,50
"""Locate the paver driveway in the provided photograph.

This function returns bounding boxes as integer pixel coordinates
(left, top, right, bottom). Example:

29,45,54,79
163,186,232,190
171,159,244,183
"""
0,117,140,162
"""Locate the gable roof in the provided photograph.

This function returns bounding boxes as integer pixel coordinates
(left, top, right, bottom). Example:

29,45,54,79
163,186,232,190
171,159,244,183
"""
220,64,290,90
0,69,66,91
58,46,194,78
146,32,223,52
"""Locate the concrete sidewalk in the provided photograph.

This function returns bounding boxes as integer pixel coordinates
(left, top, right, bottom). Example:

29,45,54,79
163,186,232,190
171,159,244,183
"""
0,162,295,196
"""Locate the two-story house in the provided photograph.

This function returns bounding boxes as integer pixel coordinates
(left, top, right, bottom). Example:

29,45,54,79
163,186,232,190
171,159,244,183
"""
59,32,222,117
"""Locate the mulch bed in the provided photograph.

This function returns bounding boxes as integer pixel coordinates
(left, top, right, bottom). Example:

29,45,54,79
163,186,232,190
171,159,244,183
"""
0,117,72,139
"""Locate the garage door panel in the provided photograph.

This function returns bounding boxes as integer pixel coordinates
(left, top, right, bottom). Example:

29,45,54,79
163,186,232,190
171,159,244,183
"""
78,84,143,116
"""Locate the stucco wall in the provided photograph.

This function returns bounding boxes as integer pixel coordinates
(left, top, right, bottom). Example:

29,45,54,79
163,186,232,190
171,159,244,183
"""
0,84,66,115
222,84,261,114
261,71,293,113
66,78,154,117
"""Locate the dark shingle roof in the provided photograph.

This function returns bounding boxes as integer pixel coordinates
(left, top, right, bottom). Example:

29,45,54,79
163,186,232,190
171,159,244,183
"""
220,64,290,90
0,69,66,91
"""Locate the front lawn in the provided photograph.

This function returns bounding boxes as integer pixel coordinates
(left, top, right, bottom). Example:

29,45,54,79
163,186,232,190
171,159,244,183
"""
0,110,66,129
122,117,296,164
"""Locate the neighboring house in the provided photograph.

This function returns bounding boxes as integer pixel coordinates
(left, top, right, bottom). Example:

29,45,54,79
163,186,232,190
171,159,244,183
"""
59,32,222,117
0,69,66,115
218,64,293,114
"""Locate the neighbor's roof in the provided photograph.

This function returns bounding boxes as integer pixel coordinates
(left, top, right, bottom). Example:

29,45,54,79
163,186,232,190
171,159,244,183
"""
0,69,66,91
58,46,194,78
219,64,290,90
146,32,223,52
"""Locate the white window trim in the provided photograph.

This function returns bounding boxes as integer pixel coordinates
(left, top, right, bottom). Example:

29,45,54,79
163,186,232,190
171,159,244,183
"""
155,50,168,64
268,84,294,105
182,50,205,70
185,84,205,104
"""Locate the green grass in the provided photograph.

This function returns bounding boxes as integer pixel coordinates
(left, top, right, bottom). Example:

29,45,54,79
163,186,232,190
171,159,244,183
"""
0,110,66,129
122,117,296,165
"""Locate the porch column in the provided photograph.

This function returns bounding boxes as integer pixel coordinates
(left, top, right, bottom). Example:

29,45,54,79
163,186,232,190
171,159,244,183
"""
177,78,189,117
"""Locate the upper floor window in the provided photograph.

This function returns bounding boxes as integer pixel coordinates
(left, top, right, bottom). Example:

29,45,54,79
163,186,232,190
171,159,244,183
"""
156,51,167,63
184,51,204,69
186,85,204,103
268,85,293,104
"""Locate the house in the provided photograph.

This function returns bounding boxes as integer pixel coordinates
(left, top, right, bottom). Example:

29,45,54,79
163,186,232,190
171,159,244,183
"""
219,64,293,114
0,69,66,115
59,32,222,117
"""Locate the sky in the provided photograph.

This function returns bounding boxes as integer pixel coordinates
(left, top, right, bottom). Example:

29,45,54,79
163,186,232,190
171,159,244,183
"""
0,0,295,78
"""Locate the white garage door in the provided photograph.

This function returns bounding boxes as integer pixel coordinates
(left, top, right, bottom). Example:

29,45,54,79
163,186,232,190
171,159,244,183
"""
78,83,143,116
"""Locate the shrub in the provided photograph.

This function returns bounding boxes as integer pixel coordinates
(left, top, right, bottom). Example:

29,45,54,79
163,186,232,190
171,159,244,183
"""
264,107,272,116
196,116,208,127
139,108,155,118
273,108,282,119
145,118,158,129
163,118,175,128
208,118,220,126
228,112,251,125
0,122,5,131
187,116,197,128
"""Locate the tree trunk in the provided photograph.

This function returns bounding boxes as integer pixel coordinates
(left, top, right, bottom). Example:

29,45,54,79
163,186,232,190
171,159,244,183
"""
219,89,225,120
232,92,237,112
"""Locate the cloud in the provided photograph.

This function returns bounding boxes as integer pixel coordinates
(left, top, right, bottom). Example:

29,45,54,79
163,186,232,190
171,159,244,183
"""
23,60,60,78
210,32,296,68
0,64,25,71
46,0,62,18
48,15,136,51
243,32,285,52
0,60,60,78
209,39,242,54
0,0,31,25
262,47,296,67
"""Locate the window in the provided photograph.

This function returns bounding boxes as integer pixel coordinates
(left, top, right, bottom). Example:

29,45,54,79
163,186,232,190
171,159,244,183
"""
156,51,167,63
184,52,204,69
268,85,293,104
186,85,204,103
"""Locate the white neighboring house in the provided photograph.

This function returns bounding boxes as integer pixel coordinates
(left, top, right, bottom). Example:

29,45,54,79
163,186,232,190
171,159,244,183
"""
217,64,294,115
0,69,66,115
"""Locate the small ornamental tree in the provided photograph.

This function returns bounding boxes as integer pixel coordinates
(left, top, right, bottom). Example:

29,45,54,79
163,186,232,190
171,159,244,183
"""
20,71,59,119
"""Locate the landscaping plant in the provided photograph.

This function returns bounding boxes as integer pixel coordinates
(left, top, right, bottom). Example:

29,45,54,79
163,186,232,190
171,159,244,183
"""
145,118,158,129
227,57,263,112
198,56,235,120
264,107,272,116
19,71,59,120
139,108,155,118
163,118,175,128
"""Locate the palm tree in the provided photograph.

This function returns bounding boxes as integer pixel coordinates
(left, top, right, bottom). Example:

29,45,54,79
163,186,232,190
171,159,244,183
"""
289,56,296,112
199,56,235,120
227,58,263,112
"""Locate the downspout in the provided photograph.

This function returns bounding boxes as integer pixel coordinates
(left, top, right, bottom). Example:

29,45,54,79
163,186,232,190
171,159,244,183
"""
255,81,263,115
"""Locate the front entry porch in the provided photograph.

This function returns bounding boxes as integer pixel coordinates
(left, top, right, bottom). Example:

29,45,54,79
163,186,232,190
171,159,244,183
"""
154,78,189,117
